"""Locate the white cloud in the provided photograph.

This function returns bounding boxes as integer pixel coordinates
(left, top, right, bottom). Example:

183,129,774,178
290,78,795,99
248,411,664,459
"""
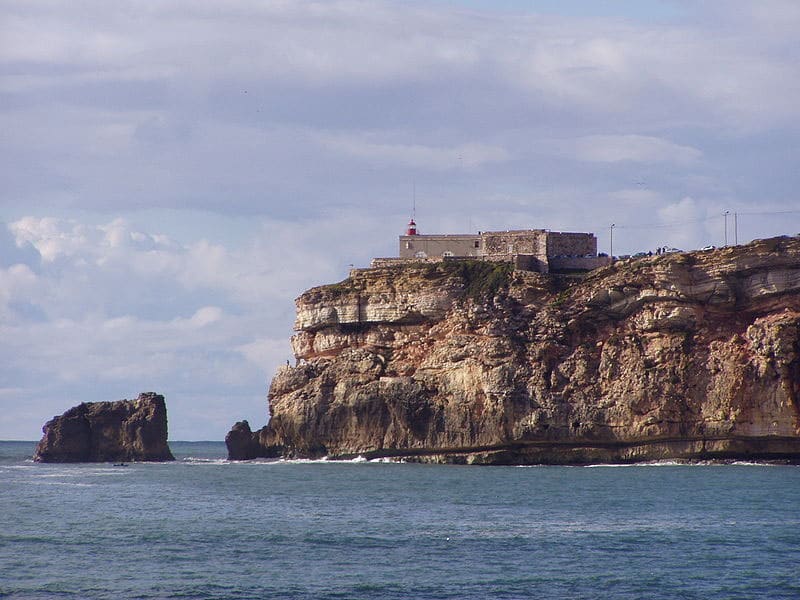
3,0,799,220
9,217,89,263
0,264,40,319
6,214,369,316
187,306,223,328
569,135,702,165
702,0,800,38
657,195,701,224
4,1,798,127
236,337,293,368
654,196,711,251
316,132,510,170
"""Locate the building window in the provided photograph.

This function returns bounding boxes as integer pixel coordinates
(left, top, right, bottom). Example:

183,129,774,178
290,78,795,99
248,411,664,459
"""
474,240,479,248
406,242,412,249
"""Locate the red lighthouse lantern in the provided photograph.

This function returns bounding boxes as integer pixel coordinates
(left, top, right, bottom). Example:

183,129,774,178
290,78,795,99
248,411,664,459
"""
406,219,417,236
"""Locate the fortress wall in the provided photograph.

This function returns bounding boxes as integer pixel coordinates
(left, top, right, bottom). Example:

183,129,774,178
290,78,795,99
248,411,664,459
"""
546,232,597,257
481,230,548,257
399,234,480,259
371,255,504,269
548,255,611,272
370,257,441,268
514,254,549,273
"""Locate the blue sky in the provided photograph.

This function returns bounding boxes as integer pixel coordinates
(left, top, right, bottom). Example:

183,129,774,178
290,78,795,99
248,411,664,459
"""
2,0,799,440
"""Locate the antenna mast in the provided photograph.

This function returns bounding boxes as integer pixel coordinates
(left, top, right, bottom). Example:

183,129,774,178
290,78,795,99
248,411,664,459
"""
412,182,416,219
405,182,418,236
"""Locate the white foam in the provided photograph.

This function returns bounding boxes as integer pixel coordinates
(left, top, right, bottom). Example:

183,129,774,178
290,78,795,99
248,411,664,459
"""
584,463,653,468
29,481,95,487
181,457,230,464
34,469,130,477
255,455,377,465
275,458,333,464
584,459,788,468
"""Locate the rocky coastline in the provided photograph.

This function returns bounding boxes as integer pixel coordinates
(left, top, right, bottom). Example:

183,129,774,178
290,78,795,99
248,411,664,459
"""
227,236,800,464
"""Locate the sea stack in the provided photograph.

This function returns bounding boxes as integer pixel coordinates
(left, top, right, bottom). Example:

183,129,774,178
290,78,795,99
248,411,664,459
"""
225,420,262,460
33,392,175,462
228,235,800,464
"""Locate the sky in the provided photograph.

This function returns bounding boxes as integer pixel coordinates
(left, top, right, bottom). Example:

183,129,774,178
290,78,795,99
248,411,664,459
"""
2,0,799,440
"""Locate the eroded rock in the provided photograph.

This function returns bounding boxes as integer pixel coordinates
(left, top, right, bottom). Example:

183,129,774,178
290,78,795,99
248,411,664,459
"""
33,392,175,463
225,420,265,460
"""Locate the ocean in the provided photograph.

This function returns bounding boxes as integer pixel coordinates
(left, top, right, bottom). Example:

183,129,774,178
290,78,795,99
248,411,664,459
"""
1,441,798,600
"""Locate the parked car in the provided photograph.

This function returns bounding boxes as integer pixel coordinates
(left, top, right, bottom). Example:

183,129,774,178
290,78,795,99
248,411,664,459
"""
701,245,716,251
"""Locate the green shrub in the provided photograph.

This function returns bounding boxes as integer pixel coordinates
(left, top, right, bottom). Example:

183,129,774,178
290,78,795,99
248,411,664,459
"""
443,260,513,301
550,289,572,307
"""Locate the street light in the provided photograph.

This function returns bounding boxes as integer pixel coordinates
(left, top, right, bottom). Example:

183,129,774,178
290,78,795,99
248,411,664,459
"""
610,223,616,261
723,210,730,246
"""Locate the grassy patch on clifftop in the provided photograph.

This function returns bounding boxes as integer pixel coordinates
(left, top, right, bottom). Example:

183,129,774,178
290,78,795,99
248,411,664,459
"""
442,260,514,301
322,278,354,294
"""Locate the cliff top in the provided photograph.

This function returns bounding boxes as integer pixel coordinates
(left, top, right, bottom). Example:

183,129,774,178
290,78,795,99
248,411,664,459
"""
294,235,800,334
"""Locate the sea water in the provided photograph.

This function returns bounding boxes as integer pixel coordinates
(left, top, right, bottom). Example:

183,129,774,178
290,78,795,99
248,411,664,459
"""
1,441,798,600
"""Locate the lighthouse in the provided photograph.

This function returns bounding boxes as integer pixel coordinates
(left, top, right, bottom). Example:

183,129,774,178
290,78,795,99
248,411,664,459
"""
406,219,417,236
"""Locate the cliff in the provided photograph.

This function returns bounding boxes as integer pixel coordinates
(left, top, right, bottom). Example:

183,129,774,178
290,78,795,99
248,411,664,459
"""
228,236,800,464
34,392,175,462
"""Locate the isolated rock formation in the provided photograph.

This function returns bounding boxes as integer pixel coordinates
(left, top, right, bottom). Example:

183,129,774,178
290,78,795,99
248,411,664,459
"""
230,236,800,464
225,420,280,460
34,392,175,462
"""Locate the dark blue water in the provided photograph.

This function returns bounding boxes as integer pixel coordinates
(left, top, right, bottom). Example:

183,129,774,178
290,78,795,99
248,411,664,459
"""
1,441,798,599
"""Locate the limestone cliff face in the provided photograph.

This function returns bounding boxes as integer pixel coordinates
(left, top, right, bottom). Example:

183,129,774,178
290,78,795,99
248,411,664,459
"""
34,392,175,462
230,237,800,464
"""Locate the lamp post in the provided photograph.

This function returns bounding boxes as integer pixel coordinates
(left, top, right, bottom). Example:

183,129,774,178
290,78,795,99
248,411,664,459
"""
723,210,730,246
610,223,615,261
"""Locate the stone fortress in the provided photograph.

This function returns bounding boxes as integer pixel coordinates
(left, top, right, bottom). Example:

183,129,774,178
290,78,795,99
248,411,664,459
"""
371,219,611,274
